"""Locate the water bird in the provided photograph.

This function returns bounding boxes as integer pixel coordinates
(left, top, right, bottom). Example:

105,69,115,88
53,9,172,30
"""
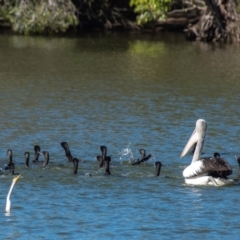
1,149,15,175
131,149,152,165
155,161,162,176
7,150,15,174
61,142,80,162
214,152,220,159
32,145,41,163
190,143,197,155
96,146,111,168
234,156,240,181
39,151,50,167
180,119,233,186
5,174,21,213
24,152,30,168
104,158,111,175
73,158,79,174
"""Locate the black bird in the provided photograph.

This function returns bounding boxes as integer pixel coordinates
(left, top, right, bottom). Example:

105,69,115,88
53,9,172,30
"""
5,150,24,175
7,149,13,162
32,145,41,163
61,142,74,162
24,152,30,168
39,151,50,167
2,149,15,175
96,146,111,175
104,158,111,175
155,161,162,176
96,146,111,168
32,145,50,167
3,151,28,173
235,156,240,180
72,158,79,174
132,149,152,165
214,152,221,159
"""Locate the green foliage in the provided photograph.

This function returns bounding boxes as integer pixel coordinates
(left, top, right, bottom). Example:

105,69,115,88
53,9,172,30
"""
130,0,171,24
0,0,79,34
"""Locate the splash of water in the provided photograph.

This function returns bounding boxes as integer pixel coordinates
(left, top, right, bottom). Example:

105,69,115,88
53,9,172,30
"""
118,143,134,162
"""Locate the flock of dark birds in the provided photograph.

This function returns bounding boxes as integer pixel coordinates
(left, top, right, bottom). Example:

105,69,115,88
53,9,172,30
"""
0,142,162,177
3,143,163,213
2,142,240,179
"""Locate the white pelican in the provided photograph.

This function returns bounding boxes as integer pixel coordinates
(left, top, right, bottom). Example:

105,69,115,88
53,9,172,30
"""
6,174,21,213
180,119,233,186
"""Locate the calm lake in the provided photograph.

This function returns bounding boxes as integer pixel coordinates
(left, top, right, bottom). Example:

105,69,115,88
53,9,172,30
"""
0,32,240,239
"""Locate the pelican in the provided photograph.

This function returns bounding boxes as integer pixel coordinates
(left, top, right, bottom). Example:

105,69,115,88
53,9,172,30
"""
180,119,233,186
6,174,21,213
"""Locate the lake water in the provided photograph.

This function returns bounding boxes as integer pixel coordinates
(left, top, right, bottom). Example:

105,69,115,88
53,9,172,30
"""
0,32,240,239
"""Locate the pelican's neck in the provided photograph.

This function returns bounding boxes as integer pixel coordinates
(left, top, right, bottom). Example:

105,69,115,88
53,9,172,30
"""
7,183,14,199
5,182,15,212
191,126,206,164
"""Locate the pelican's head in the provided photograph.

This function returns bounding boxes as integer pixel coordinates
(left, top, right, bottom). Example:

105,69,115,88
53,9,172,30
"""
5,174,21,213
13,174,21,183
180,119,207,158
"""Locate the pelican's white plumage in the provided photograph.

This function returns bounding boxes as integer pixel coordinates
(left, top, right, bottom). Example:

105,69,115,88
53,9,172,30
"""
6,174,21,213
180,119,233,186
